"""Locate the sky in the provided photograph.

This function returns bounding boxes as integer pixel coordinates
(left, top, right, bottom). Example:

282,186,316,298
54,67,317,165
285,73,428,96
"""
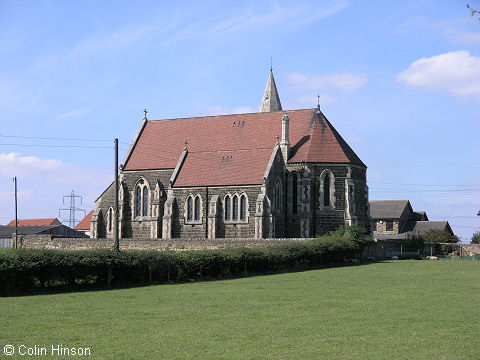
0,0,479,242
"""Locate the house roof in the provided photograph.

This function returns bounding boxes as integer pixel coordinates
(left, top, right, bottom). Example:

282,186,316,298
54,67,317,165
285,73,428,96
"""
123,108,365,186
369,200,411,219
74,210,94,230
7,218,61,226
403,221,452,235
0,225,88,238
0,225,57,237
409,211,428,221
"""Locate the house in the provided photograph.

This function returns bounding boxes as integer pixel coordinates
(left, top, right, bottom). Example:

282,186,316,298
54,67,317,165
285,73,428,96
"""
0,224,88,248
91,69,369,239
7,218,62,226
369,200,454,240
74,210,94,237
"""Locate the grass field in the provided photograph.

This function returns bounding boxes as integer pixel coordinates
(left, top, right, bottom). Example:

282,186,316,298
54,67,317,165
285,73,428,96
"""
1,260,479,359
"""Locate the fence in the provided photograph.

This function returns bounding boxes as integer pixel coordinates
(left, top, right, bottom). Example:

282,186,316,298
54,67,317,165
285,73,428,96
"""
0,238,12,248
366,239,480,259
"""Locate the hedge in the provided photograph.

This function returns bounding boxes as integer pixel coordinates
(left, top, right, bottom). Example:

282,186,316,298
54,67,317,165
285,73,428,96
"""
0,227,374,295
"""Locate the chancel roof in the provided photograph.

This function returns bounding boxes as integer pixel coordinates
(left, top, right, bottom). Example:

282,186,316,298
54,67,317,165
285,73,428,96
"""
123,108,365,186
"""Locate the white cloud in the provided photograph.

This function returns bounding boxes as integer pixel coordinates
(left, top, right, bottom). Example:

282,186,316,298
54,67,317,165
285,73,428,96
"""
397,16,480,45
288,72,368,92
396,51,480,99
70,1,349,58
0,153,111,224
443,26,480,45
54,108,90,121
0,152,110,186
284,93,337,110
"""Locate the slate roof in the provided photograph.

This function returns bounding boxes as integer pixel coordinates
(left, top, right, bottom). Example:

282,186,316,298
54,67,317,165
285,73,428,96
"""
0,225,88,238
403,221,452,234
409,211,428,221
369,200,411,219
74,210,94,231
123,108,365,186
7,218,61,226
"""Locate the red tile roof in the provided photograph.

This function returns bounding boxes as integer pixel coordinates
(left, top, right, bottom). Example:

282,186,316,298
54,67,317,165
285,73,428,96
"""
174,149,274,187
7,218,61,226
74,210,94,230
123,108,365,186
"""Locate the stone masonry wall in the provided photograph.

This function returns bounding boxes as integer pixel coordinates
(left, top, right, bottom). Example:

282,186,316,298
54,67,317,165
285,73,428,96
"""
16,235,313,251
171,185,262,239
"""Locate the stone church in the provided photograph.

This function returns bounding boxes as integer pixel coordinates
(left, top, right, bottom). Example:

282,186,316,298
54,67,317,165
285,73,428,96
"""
91,69,369,239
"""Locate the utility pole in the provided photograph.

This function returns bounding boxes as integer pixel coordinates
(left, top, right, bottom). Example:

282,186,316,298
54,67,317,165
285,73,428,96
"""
114,138,119,251
13,177,18,249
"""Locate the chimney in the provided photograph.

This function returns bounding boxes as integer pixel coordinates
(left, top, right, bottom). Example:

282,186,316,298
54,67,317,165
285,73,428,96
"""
280,113,290,163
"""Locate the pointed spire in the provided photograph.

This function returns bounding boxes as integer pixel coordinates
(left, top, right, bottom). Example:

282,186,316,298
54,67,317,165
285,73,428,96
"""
259,67,282,112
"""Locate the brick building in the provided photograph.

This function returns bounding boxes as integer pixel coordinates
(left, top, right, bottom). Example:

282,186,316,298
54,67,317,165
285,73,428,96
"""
91,69,369,239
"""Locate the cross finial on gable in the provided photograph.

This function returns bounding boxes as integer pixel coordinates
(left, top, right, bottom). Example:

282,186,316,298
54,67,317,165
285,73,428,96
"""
184,140,188,151
144,108,148,119
317,94,320,109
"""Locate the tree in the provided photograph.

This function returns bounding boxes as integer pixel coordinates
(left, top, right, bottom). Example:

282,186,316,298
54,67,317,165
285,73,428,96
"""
471,231,480,244
422,229,459,243
467,4,480,20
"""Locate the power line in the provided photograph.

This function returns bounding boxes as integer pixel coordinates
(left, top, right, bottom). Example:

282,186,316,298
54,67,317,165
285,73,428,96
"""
0,143,112,149
369,181,480,187
0,143,129,150
0,134,131,145
369,162,480,168
371,188,480,192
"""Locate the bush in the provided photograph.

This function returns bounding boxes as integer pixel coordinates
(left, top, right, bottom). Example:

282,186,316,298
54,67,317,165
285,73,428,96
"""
0,228,375,295
406,235,424,253
471,231,480,244
422,229,459,243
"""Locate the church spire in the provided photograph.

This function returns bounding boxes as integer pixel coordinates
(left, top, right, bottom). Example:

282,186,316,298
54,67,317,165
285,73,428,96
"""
259,67,282,112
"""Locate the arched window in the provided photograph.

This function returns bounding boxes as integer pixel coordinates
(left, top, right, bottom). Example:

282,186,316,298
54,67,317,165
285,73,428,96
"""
194,196,200,220
135,186,142,217
240,195,246,220
292,173,298,214
134,179,150,218
320,170,335,210
225,196,231,220
232,195,238,220
187,196,193,221
324,174,330,207
185,194,202,224
143,186,149,216
224,193,248,222
108,207,113,232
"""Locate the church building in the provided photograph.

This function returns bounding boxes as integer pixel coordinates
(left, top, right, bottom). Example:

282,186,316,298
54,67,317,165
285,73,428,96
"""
91,69,369,239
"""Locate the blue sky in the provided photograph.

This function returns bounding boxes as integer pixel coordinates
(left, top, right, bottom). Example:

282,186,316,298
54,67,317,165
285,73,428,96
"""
0,0,479,241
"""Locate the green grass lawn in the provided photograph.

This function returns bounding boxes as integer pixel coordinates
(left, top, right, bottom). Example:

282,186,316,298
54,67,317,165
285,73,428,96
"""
1,260,479,359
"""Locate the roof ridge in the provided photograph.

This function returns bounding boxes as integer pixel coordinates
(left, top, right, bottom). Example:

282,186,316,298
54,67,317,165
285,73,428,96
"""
147,108,315,123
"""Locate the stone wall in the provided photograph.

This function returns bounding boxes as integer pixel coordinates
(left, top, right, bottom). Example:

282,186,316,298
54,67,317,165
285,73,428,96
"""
171,185,262,239
15,235,313,251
